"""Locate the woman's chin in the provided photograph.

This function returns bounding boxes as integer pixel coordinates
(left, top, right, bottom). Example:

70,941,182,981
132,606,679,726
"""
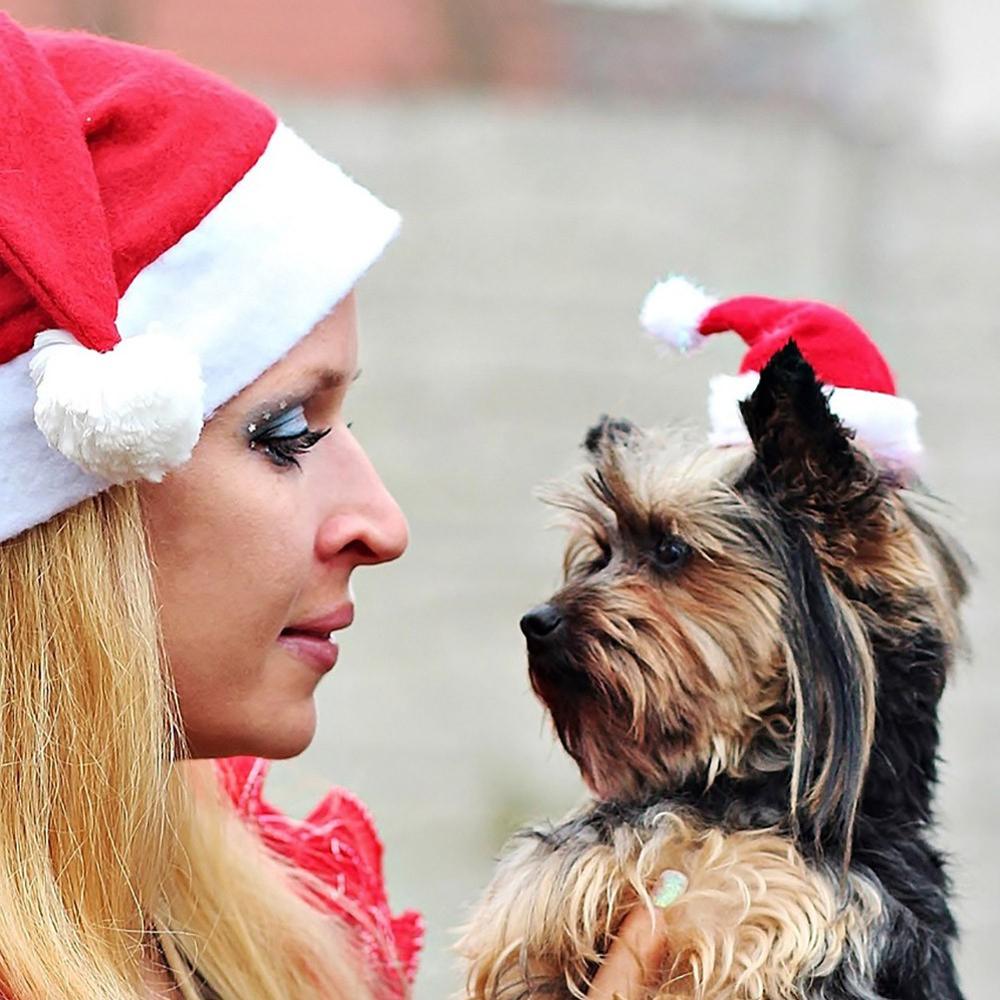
183,700,318,760
250,702,318,759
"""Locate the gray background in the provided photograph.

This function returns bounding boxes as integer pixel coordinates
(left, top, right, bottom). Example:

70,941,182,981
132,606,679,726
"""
264,95,999,999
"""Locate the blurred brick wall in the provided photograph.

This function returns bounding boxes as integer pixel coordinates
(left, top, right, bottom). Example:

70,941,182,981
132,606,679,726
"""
3,0,926,138
143,0,453,89
4,0,558,90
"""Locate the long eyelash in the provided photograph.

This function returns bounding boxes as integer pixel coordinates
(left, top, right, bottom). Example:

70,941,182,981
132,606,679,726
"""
255,427,331,469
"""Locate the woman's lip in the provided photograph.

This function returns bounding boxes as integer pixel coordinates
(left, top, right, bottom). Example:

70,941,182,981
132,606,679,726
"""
284,604,355,635
276,632,339,673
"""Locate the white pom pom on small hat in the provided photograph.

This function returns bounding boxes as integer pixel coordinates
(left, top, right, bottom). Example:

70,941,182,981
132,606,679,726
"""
0,14,400,542
639,274,922,469
639,276,717,354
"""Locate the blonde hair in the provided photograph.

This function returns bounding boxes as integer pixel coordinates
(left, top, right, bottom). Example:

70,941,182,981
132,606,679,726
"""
0,484,380,999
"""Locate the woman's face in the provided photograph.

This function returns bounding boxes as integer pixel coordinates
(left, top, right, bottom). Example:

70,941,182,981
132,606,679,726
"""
139,292,408,759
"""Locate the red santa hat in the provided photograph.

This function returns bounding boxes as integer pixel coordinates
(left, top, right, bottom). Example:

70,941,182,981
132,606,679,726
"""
0,14,400,543
639,276,921,468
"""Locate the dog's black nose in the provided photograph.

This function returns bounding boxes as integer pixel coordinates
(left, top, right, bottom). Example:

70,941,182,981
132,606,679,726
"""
520,603,564,643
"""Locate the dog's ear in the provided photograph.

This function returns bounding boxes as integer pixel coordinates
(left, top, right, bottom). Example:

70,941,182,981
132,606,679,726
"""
740,340,855,486
739,341,880,520
583,415,640,456
744,344,882,861
785,533,876,863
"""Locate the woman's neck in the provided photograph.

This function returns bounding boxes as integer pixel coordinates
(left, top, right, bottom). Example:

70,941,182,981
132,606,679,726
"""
140,933,183,999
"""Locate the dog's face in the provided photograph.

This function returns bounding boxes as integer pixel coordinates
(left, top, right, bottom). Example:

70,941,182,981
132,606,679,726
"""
524,427,786,800
524,342,964,849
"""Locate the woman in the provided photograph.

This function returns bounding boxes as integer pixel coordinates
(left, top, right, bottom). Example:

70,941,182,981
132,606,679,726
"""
0,12,667,999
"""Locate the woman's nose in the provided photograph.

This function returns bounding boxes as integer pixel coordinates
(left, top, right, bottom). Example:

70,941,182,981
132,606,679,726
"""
314,436,409,566
358,484,409,566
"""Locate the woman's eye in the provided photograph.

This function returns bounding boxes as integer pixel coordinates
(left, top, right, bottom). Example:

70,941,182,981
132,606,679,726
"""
652,534,691,573
249,405,331,469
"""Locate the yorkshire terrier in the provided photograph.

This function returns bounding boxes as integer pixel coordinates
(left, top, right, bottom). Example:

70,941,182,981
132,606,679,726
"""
458,342,968,999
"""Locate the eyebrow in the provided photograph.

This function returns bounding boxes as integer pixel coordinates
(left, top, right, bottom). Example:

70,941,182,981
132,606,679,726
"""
304,366,361,392
243,367,361,430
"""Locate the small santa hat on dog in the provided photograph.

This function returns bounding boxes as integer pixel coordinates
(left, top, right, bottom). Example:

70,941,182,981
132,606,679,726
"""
0,14,399,543
640,276,921,468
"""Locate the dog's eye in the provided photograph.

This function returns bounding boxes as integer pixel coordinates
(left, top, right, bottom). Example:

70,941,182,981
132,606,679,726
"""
652,534,691,572
588,540,612,573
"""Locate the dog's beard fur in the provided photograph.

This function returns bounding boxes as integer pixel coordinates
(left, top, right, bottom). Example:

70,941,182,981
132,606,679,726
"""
458,343,969,1000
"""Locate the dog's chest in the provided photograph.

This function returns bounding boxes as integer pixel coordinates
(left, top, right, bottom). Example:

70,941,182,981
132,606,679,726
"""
458,802,887,999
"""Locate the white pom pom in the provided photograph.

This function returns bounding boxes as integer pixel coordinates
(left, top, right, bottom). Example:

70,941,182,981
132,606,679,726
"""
639,275,717,354
28,327,205,484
